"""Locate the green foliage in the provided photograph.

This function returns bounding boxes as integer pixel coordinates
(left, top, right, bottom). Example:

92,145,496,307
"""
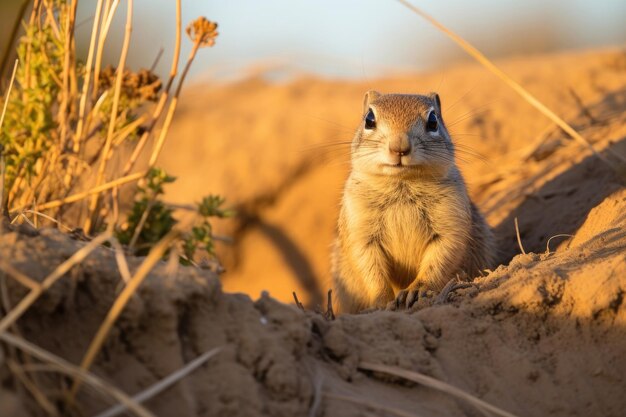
182,195,234,263
115,168,177,256
117,168,234,262
1,7,65,187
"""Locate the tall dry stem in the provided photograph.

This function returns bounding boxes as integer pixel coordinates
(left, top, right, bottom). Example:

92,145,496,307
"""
84,0,133,233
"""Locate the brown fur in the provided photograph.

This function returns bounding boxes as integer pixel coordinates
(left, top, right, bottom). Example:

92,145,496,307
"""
331,91,495,313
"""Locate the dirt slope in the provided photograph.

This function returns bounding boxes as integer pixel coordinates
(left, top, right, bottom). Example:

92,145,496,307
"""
1,48,626,417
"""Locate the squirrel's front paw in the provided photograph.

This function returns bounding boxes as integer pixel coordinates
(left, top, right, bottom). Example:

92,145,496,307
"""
387,286,427,311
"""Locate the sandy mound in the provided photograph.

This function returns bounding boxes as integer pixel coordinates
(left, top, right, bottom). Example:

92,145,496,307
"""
1,48,625,416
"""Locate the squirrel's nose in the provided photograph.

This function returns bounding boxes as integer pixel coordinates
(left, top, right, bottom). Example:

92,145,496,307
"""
389,143,411,156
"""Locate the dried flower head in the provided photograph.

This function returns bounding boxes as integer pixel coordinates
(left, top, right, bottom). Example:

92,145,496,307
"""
98,66,162,102
186,17,218,47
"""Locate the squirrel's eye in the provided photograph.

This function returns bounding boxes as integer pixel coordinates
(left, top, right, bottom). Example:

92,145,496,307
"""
426,111,438,132
364,108,376,130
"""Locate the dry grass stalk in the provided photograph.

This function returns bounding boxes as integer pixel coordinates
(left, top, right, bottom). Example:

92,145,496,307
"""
395,0,623,174
68,229,181,400
72,0,105,156
147,17,218,169
11,171,145,214
92,0,119,101
359,361,519,417
514,217,526,255
6,359,59,416
325,392,421,417
0,262,40,290
94,347,222,417
0,332,154,417
110,237,132,283
0,231,112,335
0,59,19,130
85,0,134,233
120,0,182,177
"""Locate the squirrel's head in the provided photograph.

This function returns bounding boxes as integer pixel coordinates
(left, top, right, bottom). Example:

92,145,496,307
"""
351,91,455,177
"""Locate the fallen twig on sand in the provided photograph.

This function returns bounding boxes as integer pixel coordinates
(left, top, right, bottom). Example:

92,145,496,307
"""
359,361,519,417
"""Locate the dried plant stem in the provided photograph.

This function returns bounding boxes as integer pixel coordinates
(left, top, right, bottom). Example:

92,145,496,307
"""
119,0,182,178
11,171,144,214
94,347,222,417
69,229,181,401
92,0,118,101
84,0,133,234
0,59,19,130
359,361,519,417
395,0,617,170
7,358,60,416
0,262,40,290
57,0,78,153
72,0,105,156
514,217,526,255
148,41,201,168
0,332,154,417
0,232,111,335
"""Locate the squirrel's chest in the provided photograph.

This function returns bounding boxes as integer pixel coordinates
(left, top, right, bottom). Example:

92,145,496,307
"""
379,202,434,281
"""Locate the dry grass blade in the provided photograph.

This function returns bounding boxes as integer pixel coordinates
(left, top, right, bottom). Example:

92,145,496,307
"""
68,229,181,400
85,0,134,233
514,217,526,255
6,359,59,416
395,0,623,174
0,231,112,335
0,262,40,290
546,234,573,254
0,59,19,130
359,361,519,417
11,171,145,214
94,347,222,417
0,332,154,417
110,237,132,283
325,392,422,417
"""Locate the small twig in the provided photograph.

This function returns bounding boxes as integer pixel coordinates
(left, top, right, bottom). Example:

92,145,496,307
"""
128,198,155,251
21,209,73,231
292,291,305,312
109,237,132,283
94,347,221,417
324,289,335,320
359,361,520,417
514,217,526,255
568,88,598,124
546,234,573,254
6,359,59,417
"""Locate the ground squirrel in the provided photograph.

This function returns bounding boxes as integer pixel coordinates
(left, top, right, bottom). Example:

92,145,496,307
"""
331,91,495,314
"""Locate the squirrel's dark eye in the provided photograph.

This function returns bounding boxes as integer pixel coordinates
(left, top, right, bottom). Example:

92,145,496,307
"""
364,108,376,130
426,111,438,132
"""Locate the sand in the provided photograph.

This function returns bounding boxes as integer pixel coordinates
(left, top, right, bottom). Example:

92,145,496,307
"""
1,48,625,416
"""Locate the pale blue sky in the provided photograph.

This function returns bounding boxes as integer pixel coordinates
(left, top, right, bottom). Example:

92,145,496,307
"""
77,0,626,82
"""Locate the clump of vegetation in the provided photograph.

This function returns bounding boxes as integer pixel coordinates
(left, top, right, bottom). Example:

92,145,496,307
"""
0,0,229,265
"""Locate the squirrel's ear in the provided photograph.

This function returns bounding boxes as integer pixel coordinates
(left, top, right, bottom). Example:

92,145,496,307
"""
363,90,381,113
429,92,441,113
